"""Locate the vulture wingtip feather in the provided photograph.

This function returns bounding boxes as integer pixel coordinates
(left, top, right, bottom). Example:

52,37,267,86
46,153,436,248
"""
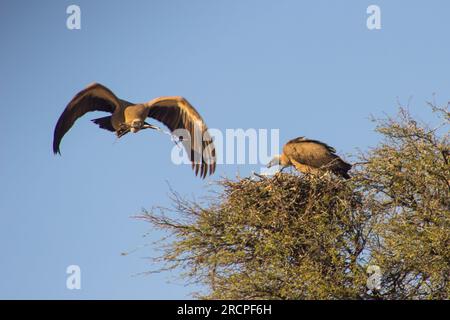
53,146,61,156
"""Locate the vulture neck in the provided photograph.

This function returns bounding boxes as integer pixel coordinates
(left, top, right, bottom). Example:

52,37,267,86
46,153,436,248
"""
280,153,290,167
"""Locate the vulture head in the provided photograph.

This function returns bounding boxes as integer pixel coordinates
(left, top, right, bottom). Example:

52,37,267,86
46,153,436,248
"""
266,155,282,168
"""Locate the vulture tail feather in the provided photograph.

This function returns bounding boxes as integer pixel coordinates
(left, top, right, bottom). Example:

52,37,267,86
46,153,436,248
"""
91,116,115,132
333,160,352,179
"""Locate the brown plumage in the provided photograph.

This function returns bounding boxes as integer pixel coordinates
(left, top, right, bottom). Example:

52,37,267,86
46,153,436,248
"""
53,83,216,178
267,137,351,179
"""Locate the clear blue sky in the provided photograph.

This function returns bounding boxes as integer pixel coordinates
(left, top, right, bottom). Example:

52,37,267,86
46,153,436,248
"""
0,0,449,299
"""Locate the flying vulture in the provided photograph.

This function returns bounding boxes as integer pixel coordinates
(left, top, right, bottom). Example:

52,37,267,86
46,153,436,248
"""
53,83,216,178
267,137,351,179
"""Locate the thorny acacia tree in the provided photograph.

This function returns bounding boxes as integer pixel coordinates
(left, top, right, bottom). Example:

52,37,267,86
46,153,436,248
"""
139,104,449,299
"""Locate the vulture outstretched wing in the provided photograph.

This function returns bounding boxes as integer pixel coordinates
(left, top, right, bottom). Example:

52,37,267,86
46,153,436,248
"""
146,97,216,178
53,83,129,154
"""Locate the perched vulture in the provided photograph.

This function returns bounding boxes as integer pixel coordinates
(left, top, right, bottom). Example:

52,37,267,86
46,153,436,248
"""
53,83,216,178
267,137,351,179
